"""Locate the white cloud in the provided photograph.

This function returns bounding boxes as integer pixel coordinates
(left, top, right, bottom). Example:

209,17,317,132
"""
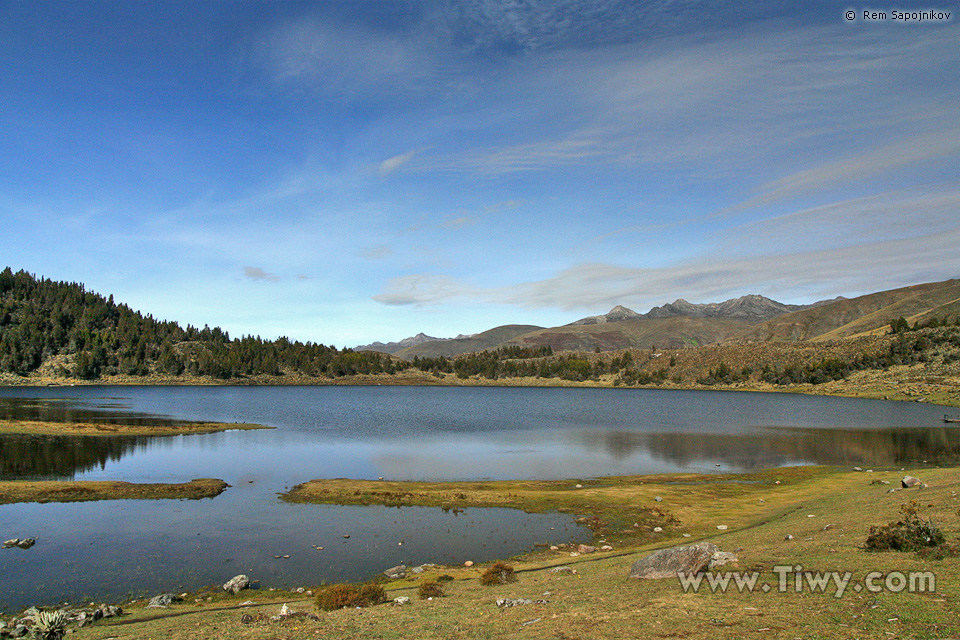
379,150,418,175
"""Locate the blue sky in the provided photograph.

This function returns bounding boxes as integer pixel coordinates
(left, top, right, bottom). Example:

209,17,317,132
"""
2,1,958,347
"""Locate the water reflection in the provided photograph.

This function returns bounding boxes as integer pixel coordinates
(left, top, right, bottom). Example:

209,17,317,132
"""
0,434,149,479
581,426,960,470
0,397,185,427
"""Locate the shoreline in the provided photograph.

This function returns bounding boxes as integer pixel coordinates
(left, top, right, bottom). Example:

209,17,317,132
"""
2,370,959,409
3,464,958,638
0,419,271,437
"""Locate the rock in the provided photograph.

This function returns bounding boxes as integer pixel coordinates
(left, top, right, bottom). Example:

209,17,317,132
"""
653,527,663,533
10,625,27,638
222,574,250,594
464,561,474,567
496,598,547,608
393,596,411,605
682,533,692,538
383,565,407,579
654,496,663,502
577,544,596,554
600,545,613,551
628,542,719,579
784,534,794,541
2,539,18,548
854,467,863,471
279,604,292,617
575,484,583,489
549,545,559,551
240,613,254,625
902,476,922,488
549,566,576,574
708,551,739,569
238,601,256,607
716,525,728,530
822,524,834,531
146,593,180,609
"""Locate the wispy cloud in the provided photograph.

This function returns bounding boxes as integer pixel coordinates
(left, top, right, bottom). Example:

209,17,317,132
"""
359,244,394,260
379,150,417,176
243,266,282,282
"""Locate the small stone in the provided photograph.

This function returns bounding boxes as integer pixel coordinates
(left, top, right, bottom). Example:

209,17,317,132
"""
239,601,256,606
550,545,559,551
15,538,35,550
600,545,613,551
784,534,794,541
575,484,583,489
854,467,863,472
464,560,474,567
774,480,781,485
393,596,411,605
716,525,728,530
653,527,663,533
383,565,407,580
550,566,576,574
807,514,816,518
240,613,254,625
654,496,663,503
822,524,834,531
577,544,596,554
682,533,692,538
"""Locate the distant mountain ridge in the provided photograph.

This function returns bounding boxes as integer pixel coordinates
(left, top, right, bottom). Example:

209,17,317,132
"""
356,333,446,355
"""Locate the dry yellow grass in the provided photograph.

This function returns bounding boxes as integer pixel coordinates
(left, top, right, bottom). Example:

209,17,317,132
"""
0,478,230,504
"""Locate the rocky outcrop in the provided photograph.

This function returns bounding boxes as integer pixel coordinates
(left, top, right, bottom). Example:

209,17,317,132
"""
629,542,726,579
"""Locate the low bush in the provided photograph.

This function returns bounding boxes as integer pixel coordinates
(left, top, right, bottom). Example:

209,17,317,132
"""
479,561,517,586
418,579,444,599
865,501,946,552
315,582,386,611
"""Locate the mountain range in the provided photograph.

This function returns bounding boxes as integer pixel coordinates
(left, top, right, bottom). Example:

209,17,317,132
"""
357,280,960,359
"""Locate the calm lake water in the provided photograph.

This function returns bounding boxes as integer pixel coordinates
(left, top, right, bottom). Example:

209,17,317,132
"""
0,385,956,610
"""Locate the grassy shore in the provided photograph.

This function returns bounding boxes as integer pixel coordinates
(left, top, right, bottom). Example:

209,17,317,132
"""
0,478,230,504
55,464,960,640
0,419,270,436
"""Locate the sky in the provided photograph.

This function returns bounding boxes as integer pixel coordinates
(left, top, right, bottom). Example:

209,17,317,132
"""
1,1,958,347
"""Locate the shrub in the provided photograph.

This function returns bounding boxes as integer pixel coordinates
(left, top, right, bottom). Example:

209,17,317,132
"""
32,610,68,640
417,579,444,599
479,561,517,586
315,582,385,611
865,501,946,552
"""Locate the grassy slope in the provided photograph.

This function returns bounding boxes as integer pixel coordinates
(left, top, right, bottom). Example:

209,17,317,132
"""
733,279,960,343
0,478,229,504
73,465,960,640
394,325,544,360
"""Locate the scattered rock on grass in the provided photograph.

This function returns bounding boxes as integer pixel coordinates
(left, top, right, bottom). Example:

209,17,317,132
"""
146,593,181,609
902,476,922,488
383,565,407,579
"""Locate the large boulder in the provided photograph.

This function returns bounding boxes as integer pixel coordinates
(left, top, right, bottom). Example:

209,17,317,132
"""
383,565,407,579
146,593,181,608
222,574,250,594
628,542,719,579
901,476,922,488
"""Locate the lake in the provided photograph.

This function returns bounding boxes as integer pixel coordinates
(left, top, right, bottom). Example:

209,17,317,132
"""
0,385,956,610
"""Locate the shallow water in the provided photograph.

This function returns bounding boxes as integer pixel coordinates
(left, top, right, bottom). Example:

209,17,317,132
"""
0,385,954,610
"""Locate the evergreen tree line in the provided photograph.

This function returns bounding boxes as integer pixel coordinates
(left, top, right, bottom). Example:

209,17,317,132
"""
0,268,401,380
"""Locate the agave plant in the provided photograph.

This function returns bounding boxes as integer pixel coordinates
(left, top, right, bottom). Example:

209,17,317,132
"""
32,609,68,640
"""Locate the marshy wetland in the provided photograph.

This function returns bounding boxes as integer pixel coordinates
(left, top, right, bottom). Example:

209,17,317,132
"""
0,384,956,612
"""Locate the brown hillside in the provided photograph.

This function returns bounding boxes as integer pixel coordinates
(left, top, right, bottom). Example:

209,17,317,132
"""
395,325,542,360
503,316,755,352
731,278,960,343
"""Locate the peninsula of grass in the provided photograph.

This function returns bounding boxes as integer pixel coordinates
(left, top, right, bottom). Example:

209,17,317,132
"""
64,464,960,640
0,478,230,504
0,419,270,437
